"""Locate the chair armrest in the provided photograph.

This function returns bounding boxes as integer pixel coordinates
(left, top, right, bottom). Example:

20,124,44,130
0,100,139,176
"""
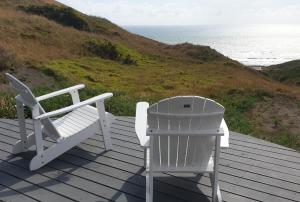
220,118,229,148
36,84,85,102
135,102,150,147
35,93,113,120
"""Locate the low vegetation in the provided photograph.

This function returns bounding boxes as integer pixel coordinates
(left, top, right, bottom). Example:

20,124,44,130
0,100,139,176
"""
0,85,140,119
162,43,225,62
218,89,271,134
19,4,90,31
262,60,300,86
84,40,137,65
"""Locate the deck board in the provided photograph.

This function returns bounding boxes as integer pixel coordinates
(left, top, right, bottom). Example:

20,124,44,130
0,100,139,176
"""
0,117,299,202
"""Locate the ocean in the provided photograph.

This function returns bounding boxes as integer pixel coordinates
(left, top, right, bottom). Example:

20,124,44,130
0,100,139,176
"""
124,24,300,67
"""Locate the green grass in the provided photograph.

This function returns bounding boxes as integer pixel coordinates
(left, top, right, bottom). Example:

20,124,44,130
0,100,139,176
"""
0,85,145,119
0,92,16,118
35,57,234,99
0,80,268,133
271,132,300,151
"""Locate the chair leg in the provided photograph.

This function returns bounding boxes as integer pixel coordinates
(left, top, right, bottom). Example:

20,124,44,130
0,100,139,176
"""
146,147,153,202
144,148,147,168
146,171,153,202
149,173,153,202
211,136,221,202
12,132,35,154
96,102,113,150
210,173,222,202
16,98,27,152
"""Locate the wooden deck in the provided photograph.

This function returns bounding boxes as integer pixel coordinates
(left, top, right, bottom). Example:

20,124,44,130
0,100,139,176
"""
0,117,299,202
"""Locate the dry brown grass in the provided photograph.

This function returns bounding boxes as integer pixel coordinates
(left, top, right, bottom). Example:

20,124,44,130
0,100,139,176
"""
0,0,299,99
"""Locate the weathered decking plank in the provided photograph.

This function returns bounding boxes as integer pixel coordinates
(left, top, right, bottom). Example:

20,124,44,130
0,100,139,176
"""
0,118,299,202
0,183,38,202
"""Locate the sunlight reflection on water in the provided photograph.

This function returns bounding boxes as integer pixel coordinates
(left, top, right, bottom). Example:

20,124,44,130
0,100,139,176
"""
124,24,300,66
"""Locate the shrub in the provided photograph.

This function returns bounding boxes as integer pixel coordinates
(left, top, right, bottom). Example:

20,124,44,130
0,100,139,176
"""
19,5,90,31
122,54,137,65
84,40,137,65
42,67,64,81
85,40,120,60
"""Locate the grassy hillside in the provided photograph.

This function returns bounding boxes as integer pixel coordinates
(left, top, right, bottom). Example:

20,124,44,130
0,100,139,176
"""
0,0,300,150
262,60,300,86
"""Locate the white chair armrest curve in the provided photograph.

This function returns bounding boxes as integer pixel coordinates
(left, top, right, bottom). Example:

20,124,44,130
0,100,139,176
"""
135,102,150,147
36,84,85,101
220,118,229,148
35,93,113,119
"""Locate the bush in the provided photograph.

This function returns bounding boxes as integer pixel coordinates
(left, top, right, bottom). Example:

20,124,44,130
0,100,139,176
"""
0,47,16,71
122,54,137,65
42,67,64,81
19,5,90,31
85,40,120,60
84,40,137,65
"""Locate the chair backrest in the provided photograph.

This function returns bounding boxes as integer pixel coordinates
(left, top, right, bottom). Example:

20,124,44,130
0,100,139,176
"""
147,96,224,170
6,73,60,141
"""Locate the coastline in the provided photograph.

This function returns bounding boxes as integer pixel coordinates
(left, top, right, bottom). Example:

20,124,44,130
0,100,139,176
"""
124,25,300,69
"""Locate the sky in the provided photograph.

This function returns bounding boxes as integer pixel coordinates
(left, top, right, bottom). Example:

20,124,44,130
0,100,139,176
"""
56,0,300,26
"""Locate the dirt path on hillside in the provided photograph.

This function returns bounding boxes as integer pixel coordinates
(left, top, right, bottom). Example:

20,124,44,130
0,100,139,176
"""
0,66,55,93
249,94,300,135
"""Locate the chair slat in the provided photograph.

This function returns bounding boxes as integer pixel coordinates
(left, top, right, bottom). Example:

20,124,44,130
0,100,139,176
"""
177,136,188,167
202,98,224,130
169,98,180,168
157,99,169,167
152,136,161,167
190,97,205,130
148,104,160,167
169,135,178,167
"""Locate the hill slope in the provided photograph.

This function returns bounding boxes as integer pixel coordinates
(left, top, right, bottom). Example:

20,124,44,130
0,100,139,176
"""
263,60,300,86
0,0,299,150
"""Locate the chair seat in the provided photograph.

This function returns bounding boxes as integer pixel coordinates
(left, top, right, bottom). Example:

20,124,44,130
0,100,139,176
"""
48,105,99,138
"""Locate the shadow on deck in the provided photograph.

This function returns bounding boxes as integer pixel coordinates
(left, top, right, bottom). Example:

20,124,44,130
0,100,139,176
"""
0,117,299,202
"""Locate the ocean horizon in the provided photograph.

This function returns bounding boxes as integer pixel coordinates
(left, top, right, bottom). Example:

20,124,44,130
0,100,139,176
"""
124,24,300,67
